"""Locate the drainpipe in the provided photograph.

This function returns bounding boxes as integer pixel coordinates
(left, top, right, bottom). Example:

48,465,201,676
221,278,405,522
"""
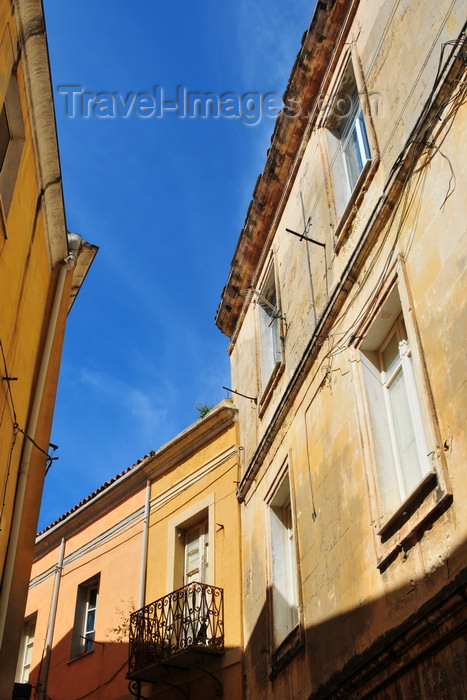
0,233,81,648
38,537,65,700
138,481,151,609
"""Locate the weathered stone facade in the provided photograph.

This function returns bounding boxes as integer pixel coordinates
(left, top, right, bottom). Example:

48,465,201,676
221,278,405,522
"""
217,0,467,697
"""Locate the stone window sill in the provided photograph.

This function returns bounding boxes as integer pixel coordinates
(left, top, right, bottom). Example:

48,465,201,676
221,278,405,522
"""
269,625,303,680
68,647,95,665
376,469,452,570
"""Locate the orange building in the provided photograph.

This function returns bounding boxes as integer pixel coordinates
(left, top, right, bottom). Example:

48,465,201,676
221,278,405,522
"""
23,461,149,700
0,0,96,696
22,401,242,700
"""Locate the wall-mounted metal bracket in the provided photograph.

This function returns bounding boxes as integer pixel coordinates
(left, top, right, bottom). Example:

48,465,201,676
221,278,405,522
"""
159,669,190,699
128,680,149,700
194,654,223,696
223,386,257,404
286,228,326,248
247,286,286,321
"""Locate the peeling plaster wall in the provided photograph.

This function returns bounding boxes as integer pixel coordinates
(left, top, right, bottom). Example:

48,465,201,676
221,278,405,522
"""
222,0,467,697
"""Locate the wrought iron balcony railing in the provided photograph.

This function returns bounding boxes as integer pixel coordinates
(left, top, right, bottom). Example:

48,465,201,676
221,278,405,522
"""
128,582,224,676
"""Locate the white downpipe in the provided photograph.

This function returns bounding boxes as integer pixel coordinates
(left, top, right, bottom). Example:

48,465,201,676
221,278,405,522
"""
138,481,151,609
0,260,70,647
39,537,65,700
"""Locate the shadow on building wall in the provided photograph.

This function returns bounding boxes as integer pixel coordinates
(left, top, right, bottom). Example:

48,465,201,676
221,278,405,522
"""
27,634,242,700
135,646,243,700
244,538,467,699
21,542,467,699
28,633,130,700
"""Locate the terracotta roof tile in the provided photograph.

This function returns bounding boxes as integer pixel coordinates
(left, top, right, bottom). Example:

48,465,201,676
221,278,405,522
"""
37,454,150,536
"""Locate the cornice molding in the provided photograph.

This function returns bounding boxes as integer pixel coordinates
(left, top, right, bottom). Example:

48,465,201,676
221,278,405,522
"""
215,0,354,339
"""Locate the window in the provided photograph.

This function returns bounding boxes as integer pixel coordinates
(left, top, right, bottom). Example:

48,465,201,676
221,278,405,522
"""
168,495,214,592
0,73,25,220
183,520,209,585
258,263,283,391
358,288,430,518
0,103,10,171
16,616,36,683
325,60,373,223
83,584,98,651
352,270,452,567
71,575,100,658
268,474,298,648
168,512,212,651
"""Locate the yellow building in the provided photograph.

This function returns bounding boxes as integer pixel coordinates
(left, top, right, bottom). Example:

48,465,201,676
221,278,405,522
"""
22,460,148,700
128,400,243,700
21,401,242,700
0,0,96,696
216,0,467,697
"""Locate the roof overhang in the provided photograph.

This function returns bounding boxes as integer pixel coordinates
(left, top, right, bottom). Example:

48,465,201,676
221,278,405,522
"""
14,0,97,290
215,0,354,339
68,239,99,312
34,400,238,553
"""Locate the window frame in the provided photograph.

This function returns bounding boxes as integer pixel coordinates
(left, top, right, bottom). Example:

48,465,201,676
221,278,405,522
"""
350,265,451,568
319,49,379,251
70,574,100,659
255,256,285,412
0,30,25,246
265,461,303,676
82,583,99,652
167,494,215,592
0,71,25,223
0,102,11,171
16,614,37,683
183,519,209,585
360,307,433,514
376,317,430,500
329,76,371,199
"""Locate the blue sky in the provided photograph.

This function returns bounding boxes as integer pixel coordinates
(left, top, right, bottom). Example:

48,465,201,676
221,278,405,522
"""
38,0,315,531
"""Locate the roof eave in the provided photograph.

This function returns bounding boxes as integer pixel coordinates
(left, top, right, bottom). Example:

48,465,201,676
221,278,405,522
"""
215,0,353,338
67,239,99,313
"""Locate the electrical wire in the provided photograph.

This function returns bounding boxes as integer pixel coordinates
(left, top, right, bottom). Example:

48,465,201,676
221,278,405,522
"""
236,27,467,505
0,337,59,528
0,337,18,424
74,659,129,700
0,427,19,529
298,31,467,368
0,338,19,526
320,32,467,361
14,424,58,474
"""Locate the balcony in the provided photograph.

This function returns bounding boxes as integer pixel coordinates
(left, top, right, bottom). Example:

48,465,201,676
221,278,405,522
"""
128,582,224,682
